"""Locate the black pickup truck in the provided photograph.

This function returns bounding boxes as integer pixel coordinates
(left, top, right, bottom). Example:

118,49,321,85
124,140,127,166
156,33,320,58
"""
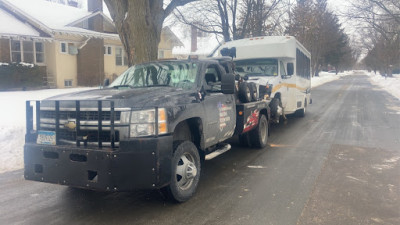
24,58,270,202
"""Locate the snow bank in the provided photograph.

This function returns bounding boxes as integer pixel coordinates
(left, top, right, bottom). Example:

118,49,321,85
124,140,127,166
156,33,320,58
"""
0,87,94,174
368,73,400,100
311,71,353,88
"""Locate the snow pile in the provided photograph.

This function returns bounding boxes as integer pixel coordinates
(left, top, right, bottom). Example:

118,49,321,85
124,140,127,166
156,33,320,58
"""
0,88,94,174
368,73,400,100
311,71,353,88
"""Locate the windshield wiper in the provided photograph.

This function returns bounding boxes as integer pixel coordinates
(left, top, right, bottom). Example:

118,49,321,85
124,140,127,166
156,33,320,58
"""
112,84,135,89
146,84,170,87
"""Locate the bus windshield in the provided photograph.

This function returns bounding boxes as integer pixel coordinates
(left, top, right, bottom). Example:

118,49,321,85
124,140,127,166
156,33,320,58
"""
235,58,278,77
109,61,198,90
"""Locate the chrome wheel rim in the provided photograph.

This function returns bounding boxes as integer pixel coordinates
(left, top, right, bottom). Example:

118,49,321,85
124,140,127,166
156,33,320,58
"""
175,152,197,190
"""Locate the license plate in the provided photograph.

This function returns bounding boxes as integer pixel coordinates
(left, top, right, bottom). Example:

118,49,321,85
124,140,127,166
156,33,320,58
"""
37,130,56,145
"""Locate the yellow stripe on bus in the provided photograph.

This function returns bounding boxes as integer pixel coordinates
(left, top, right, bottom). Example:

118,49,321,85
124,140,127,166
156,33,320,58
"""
271,83,308,93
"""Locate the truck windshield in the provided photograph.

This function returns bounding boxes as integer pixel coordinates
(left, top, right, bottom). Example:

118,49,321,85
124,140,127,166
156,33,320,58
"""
235,58,278,76
109,62,198,90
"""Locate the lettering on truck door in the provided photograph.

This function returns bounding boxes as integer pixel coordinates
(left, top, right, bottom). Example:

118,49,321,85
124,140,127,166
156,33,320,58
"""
202,64,236,146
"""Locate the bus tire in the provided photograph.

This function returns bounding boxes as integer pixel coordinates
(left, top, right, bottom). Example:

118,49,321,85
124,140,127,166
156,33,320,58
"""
250,114,268,148
163,141,201,203
295,99,306,117
238,82,251,103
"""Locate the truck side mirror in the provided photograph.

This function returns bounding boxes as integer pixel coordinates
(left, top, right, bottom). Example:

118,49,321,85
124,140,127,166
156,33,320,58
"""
287,63,294,76
103,78,110,87
221,73,235,94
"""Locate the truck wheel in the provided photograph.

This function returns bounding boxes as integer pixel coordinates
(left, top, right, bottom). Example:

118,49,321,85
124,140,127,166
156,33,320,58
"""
238,82,251,103
164,141,201,203
269,97,280,123
250,114,268,148
249,83,258,101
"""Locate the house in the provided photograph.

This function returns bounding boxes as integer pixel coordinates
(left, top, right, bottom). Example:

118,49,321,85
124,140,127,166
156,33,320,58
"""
0,0,183,88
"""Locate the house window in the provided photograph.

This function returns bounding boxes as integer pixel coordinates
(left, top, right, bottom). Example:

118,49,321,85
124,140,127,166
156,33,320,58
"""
64,79,73,87
35,42,44,63
60,42,67,53
10,40,45,64
115,47,128,66
11,40,22,63
104,46,112,55
23,41,34,63
158,50,164,59
82,20,89,29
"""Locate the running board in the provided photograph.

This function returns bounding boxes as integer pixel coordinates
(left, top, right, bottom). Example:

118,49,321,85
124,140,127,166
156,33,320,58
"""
205,144,231,160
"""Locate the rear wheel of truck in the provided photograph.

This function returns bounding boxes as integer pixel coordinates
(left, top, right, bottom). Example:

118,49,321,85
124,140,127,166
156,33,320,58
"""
238,82,251,103
250,114,268,148
249,83,258,101
164,141,201,203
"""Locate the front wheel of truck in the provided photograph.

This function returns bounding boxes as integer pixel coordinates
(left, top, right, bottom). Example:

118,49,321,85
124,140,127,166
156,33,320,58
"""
164,141,201,203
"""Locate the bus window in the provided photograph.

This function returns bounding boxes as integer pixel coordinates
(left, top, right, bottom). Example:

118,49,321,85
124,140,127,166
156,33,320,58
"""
235,58,278,77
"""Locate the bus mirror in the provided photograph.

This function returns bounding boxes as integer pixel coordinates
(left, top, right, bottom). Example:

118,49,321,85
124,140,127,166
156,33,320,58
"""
287,63,294,76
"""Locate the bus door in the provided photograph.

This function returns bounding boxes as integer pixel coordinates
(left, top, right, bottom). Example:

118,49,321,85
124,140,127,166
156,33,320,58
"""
279,60,296,113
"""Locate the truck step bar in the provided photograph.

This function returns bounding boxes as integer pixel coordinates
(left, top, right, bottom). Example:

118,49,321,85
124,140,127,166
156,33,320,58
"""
205,144,231,160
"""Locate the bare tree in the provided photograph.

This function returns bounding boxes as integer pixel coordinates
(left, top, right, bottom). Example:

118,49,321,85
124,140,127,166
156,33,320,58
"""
286,0,356,75
104,0,197,65
174,0,284,42
345,0,400,75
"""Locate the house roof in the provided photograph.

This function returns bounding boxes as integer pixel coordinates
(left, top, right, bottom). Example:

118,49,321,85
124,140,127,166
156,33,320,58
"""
162,27,184,47
0,0,119,39
0,7,40,37
0,0,183,45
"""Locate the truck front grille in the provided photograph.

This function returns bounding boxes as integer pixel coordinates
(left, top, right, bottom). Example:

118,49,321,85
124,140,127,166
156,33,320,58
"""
40,110,121,121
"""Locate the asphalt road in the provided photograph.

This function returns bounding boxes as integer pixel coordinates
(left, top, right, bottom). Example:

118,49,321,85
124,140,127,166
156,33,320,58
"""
0,74,399,225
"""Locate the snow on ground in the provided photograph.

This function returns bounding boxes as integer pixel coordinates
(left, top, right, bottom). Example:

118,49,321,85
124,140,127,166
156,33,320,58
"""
368,73,400,100
0,87,94,174
311,71,353,88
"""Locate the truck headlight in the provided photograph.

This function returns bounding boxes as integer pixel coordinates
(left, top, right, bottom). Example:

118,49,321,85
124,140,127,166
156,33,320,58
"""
129,108,167,137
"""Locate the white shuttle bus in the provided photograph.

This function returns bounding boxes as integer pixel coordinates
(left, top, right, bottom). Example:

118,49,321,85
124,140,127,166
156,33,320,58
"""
214,36,311,122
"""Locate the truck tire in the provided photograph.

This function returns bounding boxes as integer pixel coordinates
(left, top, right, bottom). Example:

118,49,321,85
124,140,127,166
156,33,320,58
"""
269,97,280,123
250,114,268,148
238,82,251,103
249,83,258,101
164,141,201,203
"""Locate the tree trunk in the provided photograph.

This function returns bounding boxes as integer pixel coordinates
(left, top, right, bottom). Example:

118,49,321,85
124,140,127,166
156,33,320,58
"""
105,0,164,66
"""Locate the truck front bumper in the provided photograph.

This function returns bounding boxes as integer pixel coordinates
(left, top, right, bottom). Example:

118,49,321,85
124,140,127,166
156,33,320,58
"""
24,135,173,191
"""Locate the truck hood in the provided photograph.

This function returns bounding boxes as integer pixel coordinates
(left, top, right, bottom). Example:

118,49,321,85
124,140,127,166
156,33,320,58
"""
44,87,196,109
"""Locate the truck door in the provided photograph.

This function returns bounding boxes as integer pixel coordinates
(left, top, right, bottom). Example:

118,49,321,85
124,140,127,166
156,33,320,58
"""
202,64,236,147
